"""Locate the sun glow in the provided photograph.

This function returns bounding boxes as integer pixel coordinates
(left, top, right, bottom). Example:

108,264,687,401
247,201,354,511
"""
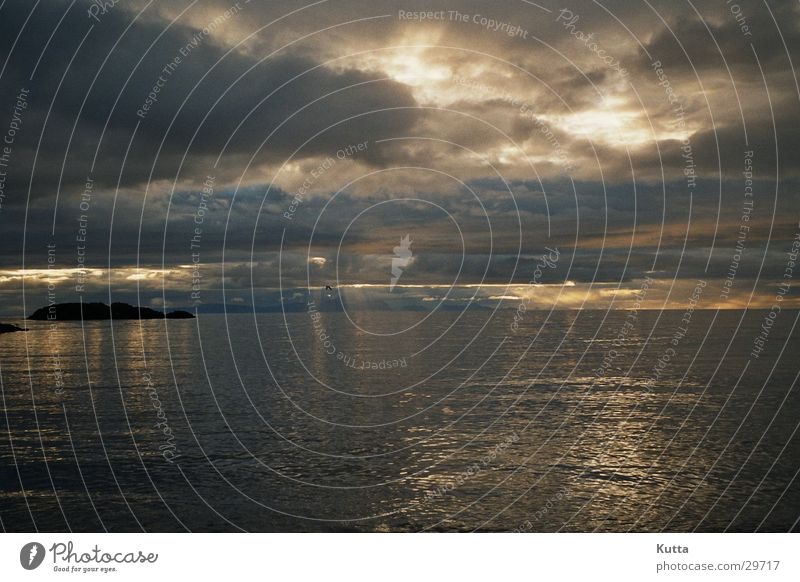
380,49,451,87
356,32,451,102
545,97,691,147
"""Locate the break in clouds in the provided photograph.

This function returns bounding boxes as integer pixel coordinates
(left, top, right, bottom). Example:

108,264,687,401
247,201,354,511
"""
0,0,799,313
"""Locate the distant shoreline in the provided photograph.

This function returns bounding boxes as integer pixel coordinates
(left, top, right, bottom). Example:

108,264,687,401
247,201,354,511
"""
0,306,797,319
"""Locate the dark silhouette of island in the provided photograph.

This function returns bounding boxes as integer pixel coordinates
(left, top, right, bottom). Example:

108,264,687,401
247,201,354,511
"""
0,323,27,334
28,302,195,321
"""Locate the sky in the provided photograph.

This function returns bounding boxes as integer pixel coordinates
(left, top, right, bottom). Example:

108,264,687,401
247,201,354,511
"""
0,0,798,315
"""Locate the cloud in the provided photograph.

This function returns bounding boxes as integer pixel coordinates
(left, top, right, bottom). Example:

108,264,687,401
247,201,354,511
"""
0,0,798,311
0,0,420,198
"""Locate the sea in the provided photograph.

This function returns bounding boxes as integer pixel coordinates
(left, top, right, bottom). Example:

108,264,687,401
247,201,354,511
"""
1,309,798,532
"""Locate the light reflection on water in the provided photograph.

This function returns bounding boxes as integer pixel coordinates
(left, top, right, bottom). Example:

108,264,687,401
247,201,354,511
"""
0,309,798,531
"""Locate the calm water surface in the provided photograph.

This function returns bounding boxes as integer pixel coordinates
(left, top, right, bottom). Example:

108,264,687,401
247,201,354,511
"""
1,309,799,531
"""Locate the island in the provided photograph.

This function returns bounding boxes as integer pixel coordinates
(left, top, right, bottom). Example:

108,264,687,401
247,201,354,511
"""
28,302,195,321
0,323,27,334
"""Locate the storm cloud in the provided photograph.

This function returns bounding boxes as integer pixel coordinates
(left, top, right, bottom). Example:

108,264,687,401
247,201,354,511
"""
0,0,798,314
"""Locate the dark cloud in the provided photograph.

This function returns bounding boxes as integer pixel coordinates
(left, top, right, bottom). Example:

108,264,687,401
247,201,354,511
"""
0,0,420,198
0,0,798,311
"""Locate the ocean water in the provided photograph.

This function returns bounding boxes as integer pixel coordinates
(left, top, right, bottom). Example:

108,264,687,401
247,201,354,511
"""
1,309,798,532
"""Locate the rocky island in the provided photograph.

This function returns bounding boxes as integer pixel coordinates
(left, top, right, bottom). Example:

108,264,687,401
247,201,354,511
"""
28,302,195,321
0,323,27,334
